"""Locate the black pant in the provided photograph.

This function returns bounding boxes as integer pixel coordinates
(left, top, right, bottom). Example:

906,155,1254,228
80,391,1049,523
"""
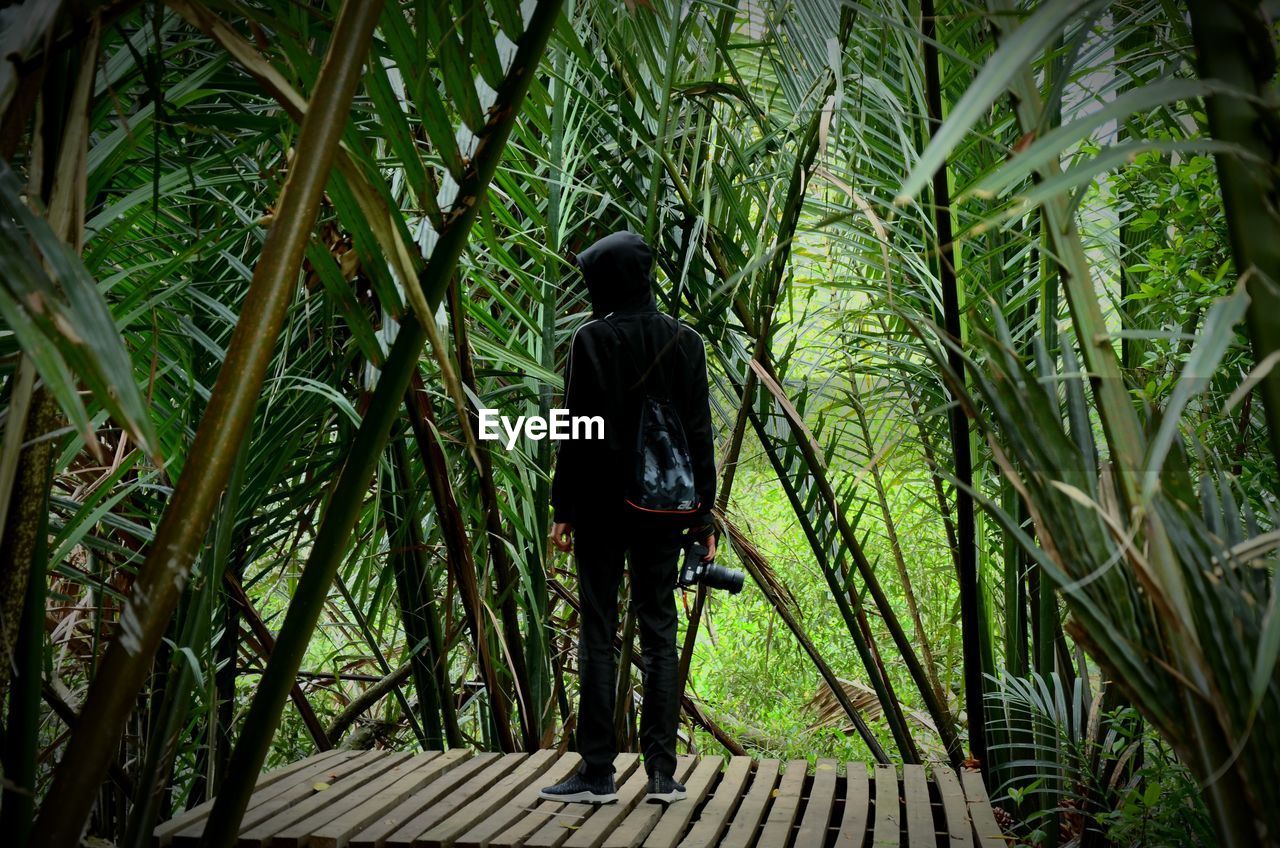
574,517,684,779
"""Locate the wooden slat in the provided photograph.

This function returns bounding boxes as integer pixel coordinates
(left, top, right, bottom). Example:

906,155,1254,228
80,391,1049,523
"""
717,758,780,848
642,756,723,848
487,754,641,848
960,771,1005,848
755,759,808,847
155,751,350,846
382,753,525,846
675,757,751,848
833,763,870,848
597,756,698,848
453,753,583,848
347,752,488,848
234,752,386,835
416,749,559,848
309,750,471,848
933,769,974,848
171,750,379,847
903,765,934,848
239,752,415,847
271,753,440,847
871,765,899,848
794,759,838,848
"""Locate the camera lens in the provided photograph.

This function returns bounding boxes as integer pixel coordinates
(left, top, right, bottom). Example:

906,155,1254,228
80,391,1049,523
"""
701,563,745,594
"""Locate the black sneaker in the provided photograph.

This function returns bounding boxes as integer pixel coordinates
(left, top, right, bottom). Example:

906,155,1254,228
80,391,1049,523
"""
538,769,618,804
645,773,687,804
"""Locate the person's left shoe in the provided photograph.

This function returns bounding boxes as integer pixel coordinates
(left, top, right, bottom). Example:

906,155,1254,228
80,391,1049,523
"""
538,769,618,804
645,772,687,804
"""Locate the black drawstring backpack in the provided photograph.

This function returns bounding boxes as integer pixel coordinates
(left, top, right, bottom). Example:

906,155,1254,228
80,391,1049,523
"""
602,314,700,520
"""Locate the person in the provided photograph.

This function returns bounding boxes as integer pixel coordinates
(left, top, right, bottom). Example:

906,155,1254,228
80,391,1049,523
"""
538,231,717,805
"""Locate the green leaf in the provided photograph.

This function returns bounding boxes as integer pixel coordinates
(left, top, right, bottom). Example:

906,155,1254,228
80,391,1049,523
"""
0,162,161,461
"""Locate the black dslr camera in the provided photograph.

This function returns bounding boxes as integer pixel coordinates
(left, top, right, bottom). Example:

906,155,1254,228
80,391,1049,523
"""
678,541,745,594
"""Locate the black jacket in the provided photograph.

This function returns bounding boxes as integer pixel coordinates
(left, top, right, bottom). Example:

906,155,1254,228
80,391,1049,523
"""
550,232,716,535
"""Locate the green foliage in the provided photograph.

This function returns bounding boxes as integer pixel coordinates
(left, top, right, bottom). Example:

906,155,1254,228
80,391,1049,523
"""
2,1,1279,846
985,672,1216,848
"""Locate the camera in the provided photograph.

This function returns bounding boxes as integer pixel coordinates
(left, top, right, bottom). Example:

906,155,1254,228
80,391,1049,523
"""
678,541,745,594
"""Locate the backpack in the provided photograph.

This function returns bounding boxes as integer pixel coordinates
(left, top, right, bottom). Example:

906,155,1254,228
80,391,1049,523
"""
602,314,701,520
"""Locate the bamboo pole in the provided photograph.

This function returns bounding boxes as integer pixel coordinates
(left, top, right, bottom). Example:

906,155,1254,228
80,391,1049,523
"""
920,0,985,772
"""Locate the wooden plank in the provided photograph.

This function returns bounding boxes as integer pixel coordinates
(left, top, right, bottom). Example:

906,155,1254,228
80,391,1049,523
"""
960,771,1005,848
487,754,641,848
416,749,559,848
675,757,751,848
833,763,870,848
834,763,870,848
642,756,723,848
271,753,441,847
794,759,838,848
871,765,899,848
155,751,351,846
234,752,387,835
347,751,488,848
381,753,524,846
171,750,380,847
933,769,974,848
903,765,934,848
309,750,471,848
717,758,780,848
597,756,697,848
755,759,808,847
239,752,415,847
453,753,583,848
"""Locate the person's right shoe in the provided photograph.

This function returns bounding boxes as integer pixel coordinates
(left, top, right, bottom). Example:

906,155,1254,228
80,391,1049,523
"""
538,769,618,805
645,772,687,804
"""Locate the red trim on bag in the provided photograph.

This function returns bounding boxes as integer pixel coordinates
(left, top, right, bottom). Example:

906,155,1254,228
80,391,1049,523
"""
624,498,701,515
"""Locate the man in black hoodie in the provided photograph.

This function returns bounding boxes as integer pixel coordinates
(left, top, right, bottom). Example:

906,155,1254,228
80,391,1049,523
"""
539,231,717,806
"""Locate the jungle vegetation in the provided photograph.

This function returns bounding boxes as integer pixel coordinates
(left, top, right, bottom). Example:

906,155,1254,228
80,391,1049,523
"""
1,0,1278,846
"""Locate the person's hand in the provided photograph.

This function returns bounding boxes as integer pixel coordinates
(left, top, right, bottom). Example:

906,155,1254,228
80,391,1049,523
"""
700,533,716,561
551,522,574,553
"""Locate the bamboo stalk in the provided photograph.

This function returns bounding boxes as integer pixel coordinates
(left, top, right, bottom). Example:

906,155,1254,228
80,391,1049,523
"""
385,435,448,747
920,0,985,772
0,394,55,843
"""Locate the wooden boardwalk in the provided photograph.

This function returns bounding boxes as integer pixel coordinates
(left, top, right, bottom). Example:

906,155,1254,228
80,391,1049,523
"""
153,749,1006,848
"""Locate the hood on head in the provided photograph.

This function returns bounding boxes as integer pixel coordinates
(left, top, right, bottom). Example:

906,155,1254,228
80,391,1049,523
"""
573,231,656,314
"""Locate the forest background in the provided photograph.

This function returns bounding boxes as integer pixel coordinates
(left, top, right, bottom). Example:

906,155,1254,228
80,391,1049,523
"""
2,0,1279,846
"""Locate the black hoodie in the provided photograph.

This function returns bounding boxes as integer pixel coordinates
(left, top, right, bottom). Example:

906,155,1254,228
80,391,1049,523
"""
550,232,716,535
